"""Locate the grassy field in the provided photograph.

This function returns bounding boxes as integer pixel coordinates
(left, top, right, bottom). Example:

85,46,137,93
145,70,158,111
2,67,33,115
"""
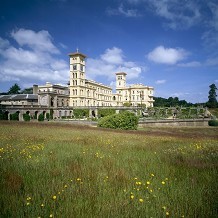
0,121,218,218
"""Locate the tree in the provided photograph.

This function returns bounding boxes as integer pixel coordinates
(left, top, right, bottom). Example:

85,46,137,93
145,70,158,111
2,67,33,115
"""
20,87,33,94
8,83,21,94
207,84,217,108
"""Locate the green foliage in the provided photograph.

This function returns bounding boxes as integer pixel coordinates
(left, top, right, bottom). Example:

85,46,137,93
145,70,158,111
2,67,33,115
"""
73,109,89,118
123,102,132,107
23,113,30,121
154,97,193,107
38,113,44,121
0,123,217,218
7,83,21,94
0,111,8,120
10,112,19,121
98,108,116,117
98,111,138,130
208,120,218,126
207,84,218,108
20,87,33,94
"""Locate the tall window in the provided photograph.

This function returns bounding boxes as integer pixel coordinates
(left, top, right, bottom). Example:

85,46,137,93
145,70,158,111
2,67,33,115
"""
73,64,77,70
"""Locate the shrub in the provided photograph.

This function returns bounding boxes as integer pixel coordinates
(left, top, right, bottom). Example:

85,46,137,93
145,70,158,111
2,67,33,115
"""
98,108,115,118
10,112,19,121
38,113,44,122
0,111,8,120
73,109,89,118
23,113,30,121
208,120,218,126
98,111,138,130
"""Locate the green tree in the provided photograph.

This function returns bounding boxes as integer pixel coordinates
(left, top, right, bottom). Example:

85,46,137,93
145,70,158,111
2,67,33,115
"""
207,84,217,108
20,87,33,94
8,83,21,94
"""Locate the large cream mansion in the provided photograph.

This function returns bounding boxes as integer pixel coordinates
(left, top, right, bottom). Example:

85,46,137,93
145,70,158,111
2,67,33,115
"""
67,51,154,107
0,51,154,108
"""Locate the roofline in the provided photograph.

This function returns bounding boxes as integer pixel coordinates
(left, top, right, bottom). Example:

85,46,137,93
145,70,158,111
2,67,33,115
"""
68,52,87,58
116,72,127,75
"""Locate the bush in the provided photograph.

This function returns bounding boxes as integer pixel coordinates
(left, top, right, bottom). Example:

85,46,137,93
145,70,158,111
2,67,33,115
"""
38,113,44,122
208,120,218,126
98,111,138,130
10,112,19,121
98,109,115,118
23,113,30,121
73,109,89,118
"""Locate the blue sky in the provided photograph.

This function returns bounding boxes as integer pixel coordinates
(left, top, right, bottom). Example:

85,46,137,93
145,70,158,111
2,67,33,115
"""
0,0,217,103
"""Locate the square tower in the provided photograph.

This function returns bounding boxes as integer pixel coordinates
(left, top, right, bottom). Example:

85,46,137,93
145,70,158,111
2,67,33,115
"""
116,72,127,89
69,51,87,106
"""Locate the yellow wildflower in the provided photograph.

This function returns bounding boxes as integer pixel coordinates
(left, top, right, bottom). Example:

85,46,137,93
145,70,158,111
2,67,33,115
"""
147,181,150,185
166,212,170,216
139,198,144,202
130,195,134,199
52,195,57,200
162,181,166,185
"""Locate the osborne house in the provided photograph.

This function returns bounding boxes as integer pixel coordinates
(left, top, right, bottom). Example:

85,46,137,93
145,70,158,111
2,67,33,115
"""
0,50,154,120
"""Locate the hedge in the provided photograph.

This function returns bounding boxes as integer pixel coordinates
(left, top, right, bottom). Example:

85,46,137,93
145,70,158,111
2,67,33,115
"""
38,113,44,121
73,109,89,118
98,111,138,130
208,120,218,126
10,112,19,121
23,113,30,121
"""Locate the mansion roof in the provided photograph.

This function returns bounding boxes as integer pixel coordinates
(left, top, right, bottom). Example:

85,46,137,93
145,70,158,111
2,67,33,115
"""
0,94,38,101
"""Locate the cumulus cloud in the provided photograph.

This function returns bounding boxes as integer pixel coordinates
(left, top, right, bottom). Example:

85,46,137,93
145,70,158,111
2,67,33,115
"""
11,29,59,54
86,47,144,81
0,28,69,85
155,79,166,84
147,46,188,65
101,47,124,64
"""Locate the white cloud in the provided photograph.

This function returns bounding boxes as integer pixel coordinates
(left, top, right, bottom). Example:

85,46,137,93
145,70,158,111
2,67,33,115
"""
11,29,59,54
208,1,218,31
0,28,69,84
155,80,166,84
86,47,144,81
107,4,140,17
0,37,10,49
178,61,201,67
147,45,188,65
146,0,201,30
101,47,124,64
205,57,218,66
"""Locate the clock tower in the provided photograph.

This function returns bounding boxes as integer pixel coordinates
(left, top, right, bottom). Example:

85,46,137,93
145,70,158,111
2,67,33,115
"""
69,50,86,106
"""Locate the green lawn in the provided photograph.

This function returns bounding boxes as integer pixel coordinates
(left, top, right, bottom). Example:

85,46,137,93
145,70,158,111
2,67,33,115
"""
0,122,217,218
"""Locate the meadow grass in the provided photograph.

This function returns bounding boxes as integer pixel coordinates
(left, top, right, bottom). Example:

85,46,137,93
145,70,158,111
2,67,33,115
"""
0,122,217,218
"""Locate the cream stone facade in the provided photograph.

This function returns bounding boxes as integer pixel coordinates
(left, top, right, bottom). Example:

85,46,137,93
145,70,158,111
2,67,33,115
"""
69,51,154,108
0,51,154,108
34,82,69,107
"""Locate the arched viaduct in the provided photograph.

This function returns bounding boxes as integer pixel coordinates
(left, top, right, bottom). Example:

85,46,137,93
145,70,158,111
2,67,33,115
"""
0,105,142,121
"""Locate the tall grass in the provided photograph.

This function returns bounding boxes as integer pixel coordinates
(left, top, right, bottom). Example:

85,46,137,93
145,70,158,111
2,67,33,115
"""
0,122,217,217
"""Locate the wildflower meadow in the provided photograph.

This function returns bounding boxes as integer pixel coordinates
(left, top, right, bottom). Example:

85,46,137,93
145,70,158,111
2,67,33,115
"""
0,121,217,217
